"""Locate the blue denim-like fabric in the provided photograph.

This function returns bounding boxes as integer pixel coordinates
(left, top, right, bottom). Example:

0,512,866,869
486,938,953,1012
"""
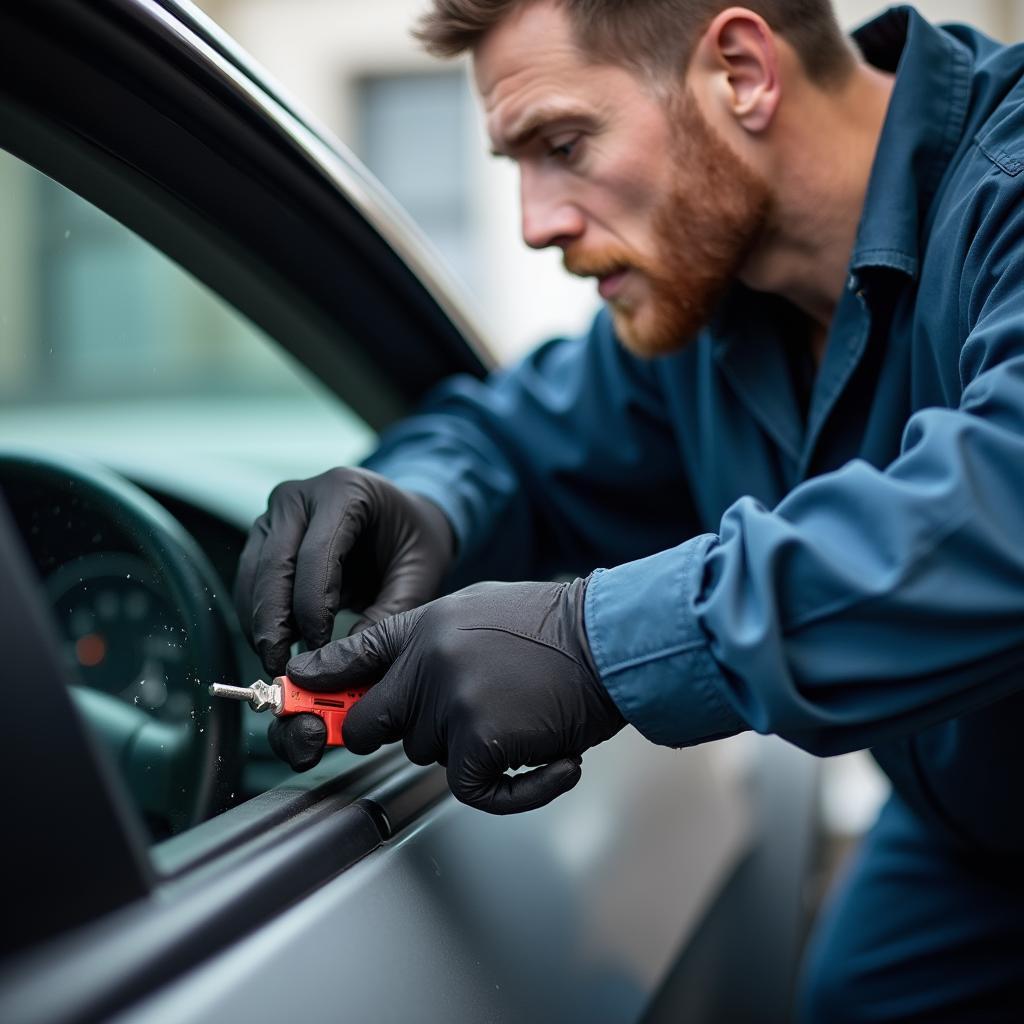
367,7,1024,856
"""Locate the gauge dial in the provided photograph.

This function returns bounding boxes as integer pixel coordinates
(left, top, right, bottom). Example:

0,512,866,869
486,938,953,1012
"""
46,553,193,720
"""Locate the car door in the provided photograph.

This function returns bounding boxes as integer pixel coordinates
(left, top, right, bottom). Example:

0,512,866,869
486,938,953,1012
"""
0,2,793,1021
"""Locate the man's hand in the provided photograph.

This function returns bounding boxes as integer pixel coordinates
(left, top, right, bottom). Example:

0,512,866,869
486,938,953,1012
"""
234,467,454,677
279,578,626,813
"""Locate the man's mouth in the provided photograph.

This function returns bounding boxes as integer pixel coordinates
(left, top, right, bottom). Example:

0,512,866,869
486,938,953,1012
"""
597,268,629,300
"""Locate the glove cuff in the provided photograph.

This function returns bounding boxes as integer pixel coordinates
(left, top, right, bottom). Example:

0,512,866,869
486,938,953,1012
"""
405,490,457,564
572,575,626,730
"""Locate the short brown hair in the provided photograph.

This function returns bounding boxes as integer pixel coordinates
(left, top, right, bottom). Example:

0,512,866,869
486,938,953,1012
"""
414,0,855,88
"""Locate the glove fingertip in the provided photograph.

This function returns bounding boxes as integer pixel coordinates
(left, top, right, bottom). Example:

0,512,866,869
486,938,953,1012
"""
258,637,293,679
459,758,582,815
551,757,583,792
303,627,334,652
341,699,383,755
513,758,583,811
268,713,327,773
294,599,337,652
519,758,581,810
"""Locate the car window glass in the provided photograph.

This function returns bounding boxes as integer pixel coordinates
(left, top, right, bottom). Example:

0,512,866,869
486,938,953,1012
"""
0,146,377,842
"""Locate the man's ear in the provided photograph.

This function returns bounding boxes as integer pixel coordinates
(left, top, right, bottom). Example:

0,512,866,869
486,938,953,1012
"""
690,7,780,134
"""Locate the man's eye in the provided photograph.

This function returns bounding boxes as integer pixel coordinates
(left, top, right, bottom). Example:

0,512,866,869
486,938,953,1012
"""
547,136,580,161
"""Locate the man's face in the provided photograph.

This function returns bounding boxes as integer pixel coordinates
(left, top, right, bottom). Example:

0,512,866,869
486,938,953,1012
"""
474,1,771,356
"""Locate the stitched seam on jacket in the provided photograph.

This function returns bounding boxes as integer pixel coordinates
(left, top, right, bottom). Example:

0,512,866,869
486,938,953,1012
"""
976,135,1024,176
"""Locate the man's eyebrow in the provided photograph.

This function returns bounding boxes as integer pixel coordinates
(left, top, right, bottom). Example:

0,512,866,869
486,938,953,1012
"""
490,104,593,157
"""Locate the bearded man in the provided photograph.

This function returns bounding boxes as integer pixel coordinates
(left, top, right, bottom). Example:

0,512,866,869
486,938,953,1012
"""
235,2,1024,1018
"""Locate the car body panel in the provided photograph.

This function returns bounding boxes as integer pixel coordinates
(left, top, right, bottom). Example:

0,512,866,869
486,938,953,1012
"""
116,733,749,1024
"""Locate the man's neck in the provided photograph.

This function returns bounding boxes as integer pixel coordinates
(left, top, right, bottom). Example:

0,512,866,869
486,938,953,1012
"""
741,60,896,338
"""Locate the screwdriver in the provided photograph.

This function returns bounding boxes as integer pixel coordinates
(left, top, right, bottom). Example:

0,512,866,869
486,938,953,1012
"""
209,676,369,747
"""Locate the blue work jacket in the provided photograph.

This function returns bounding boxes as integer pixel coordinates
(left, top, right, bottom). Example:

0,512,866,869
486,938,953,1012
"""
367,7,1024,858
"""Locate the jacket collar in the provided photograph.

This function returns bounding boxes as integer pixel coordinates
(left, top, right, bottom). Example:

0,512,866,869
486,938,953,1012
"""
848,6,972,280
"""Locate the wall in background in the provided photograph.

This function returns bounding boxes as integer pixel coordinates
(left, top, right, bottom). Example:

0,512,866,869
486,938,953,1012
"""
193,0,1019,360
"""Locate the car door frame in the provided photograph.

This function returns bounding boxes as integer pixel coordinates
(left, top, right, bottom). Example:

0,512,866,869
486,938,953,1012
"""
0,0,493,432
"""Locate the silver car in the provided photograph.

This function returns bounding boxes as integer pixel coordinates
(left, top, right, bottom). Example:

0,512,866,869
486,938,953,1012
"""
0,2,818,1020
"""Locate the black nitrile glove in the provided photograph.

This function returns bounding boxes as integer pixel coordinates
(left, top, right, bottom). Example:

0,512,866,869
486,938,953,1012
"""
278,578,627,813
234,467,455,677
267,712,327,773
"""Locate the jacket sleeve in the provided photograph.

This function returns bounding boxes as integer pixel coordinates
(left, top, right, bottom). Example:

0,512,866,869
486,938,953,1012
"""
585,211,1024,754
363,308,699,582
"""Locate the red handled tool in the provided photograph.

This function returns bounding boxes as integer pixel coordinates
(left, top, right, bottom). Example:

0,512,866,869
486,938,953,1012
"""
209,677,369,746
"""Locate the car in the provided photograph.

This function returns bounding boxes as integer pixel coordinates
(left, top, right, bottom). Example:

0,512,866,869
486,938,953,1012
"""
0,1,820,1020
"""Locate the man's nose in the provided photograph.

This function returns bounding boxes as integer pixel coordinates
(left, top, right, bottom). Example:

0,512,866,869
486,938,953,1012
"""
520,171,585,250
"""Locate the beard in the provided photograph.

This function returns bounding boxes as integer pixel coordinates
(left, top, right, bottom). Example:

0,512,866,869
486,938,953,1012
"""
564,90,771,357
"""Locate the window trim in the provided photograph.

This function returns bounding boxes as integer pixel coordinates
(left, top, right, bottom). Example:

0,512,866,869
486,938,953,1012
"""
1,0,490,430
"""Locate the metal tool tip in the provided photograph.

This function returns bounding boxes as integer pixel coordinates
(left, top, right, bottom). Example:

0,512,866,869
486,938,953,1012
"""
210,683,250,698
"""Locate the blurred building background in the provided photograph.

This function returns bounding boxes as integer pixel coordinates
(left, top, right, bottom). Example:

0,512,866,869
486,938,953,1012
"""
192,0,1024,362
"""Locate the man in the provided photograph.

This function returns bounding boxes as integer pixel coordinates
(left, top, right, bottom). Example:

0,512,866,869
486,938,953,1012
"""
235,1,1024,1018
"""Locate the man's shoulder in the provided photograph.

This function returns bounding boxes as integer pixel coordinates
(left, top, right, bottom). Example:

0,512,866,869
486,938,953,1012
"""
927,35,1024,260
951,26,1024,180
919,38,1024,334
972,81,1024,180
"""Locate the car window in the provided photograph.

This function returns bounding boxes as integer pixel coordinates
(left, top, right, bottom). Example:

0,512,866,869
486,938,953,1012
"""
0,145,377,841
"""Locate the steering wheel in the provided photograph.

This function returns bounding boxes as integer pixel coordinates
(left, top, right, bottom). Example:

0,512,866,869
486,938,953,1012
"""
0,449,240,833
